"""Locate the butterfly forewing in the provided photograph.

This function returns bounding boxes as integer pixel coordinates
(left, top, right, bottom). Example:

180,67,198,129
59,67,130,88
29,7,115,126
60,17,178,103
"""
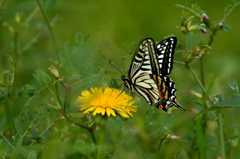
129,38,154,77
155,37,177,76
128,38,160,104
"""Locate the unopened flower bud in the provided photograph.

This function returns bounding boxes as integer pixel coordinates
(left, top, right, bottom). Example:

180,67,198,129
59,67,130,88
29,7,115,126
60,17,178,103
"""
200,27,208,34
218,21,224,29
201,13,209,22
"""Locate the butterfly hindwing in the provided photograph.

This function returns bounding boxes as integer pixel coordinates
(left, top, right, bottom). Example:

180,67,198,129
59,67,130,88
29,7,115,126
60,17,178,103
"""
155,36,177,76
158,76,176,101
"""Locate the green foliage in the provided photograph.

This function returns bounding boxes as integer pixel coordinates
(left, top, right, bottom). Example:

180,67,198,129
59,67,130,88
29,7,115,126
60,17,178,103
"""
0,0,240,159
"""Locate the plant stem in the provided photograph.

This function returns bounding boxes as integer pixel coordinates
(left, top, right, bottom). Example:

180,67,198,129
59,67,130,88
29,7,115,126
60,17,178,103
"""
195,113,206,159
158,134,168,152
199,57,205,87
35,0,59,61
54,81,97,144
209,105,240,110
208,27,218,46
0,133,15,149
12,31,18,88
218,112,226,159
63,112,97,144
36,0,55,43
176,4,201,18
185,63,207,95
221,1,240,22
199,54,209,159
4,31,19,139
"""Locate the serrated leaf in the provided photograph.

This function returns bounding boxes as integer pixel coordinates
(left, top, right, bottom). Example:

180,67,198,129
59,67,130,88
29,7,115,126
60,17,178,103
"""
32,70,52,87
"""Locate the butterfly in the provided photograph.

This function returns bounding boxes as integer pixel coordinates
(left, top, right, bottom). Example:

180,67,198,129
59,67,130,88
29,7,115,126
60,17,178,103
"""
122,36,184,111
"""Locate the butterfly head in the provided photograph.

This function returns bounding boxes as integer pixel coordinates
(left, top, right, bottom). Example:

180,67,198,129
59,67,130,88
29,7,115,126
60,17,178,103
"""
158,99,169,112
121,75,132,90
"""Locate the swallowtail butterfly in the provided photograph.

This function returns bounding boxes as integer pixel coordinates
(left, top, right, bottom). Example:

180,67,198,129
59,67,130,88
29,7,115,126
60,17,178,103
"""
122,36,184,111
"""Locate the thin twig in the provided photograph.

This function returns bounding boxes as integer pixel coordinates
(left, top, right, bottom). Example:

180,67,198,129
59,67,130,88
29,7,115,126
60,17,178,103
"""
221,1,240,22
185,63,207,94
208,27,218,46
175,60,185,65
35,0,59,61
36,0,55,43
24,7,38,25
0,133,15,149
209,105,240,111
12,31,18,88
158,134,168,151
176,4,201,18
63,113,96,143
199,57,205,87
54,81,97,144
209,1,240,46
40,117,62,137
3,31,19,137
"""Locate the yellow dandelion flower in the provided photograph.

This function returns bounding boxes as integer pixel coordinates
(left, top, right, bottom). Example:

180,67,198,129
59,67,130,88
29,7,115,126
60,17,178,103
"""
77,87,136,118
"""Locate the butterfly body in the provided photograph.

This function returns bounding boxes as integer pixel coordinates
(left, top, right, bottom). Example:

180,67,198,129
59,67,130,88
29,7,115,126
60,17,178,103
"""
122,36,184,111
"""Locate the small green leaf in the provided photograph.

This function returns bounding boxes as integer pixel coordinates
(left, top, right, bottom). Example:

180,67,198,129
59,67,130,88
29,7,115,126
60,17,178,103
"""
213,95,240,108
222,23,231,32
27,150,38,159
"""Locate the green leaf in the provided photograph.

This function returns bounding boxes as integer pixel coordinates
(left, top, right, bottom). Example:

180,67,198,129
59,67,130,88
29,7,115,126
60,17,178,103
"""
222,23,231,32
27,150,38,159
213,95,240,108
32,69,52,87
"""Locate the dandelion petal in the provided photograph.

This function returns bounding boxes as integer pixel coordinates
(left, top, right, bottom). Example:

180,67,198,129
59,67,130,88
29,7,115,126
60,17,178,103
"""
77,87,136,118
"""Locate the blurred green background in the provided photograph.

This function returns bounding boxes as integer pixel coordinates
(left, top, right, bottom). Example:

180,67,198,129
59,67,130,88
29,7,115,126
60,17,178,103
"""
0,0,240,159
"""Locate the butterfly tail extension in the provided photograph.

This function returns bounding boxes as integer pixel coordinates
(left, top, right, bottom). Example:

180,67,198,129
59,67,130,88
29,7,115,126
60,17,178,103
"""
173,101,185,111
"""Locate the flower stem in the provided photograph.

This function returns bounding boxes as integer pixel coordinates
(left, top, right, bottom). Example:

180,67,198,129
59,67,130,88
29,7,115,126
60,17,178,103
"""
54,81,97,144
63,112,97,144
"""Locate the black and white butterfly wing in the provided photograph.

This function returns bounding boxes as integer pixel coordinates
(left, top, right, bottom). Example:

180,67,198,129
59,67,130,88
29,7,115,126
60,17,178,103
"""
128,38,154,77
155,36,177,76
158,76,176,101
133,72,160,104
128,38,160,104
154,37,183,110
161,76,184,110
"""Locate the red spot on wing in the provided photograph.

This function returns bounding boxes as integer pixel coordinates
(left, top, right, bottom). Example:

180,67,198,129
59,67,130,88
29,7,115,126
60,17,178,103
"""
160,104,164,109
